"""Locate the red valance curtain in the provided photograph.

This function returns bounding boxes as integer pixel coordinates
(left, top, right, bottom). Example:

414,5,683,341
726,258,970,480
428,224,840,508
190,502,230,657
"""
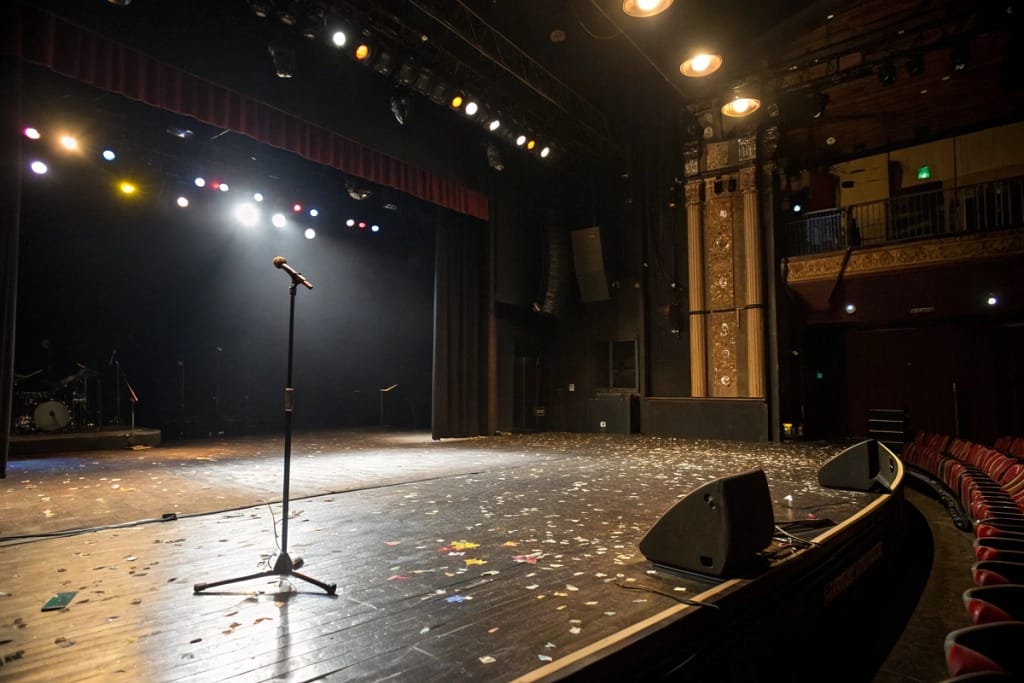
4,3,489,221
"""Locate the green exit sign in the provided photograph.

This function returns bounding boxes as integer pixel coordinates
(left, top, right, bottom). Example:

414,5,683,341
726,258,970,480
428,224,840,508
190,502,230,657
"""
916,165,932,180
816,371,824,380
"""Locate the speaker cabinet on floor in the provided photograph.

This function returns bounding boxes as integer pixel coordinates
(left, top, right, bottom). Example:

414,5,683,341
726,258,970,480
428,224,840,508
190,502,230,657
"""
818,439,897,493
639,469,775,578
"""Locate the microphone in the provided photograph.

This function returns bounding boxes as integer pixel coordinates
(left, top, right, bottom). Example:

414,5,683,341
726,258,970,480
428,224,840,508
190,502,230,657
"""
273,256,313,289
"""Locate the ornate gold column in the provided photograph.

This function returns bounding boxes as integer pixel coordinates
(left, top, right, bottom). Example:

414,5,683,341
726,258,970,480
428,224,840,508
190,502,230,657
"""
740,166,765,398
685,180,707,397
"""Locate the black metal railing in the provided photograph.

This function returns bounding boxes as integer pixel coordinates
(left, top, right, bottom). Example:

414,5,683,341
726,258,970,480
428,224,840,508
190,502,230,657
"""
784,175,1024,256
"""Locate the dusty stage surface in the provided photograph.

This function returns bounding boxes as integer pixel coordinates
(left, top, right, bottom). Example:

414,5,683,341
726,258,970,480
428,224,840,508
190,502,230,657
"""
0,429,880,681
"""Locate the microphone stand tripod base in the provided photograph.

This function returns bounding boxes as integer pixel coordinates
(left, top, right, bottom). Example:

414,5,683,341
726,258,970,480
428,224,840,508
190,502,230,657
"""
192,552,335,594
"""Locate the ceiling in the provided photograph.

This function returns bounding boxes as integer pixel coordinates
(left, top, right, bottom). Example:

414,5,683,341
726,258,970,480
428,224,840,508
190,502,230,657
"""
23,0,1024,170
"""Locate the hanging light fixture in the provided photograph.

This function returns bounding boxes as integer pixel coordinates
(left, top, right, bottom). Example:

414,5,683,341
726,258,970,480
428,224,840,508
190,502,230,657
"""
721,91,761,118
622,0,673,17
680,52,723,78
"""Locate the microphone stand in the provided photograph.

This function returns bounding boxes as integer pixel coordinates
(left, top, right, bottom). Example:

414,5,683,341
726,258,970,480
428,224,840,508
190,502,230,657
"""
195,272,335,595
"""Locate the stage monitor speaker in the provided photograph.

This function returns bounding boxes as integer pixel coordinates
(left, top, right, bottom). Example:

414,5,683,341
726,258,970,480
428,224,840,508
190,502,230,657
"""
818,439,897,493
571,227,610,302
639,468,775,578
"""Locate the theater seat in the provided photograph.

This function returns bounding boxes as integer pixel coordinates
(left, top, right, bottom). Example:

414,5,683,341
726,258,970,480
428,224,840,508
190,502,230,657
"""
972,561,1024,586
945,622,1024,677
939,673,1015,682
975,521,1024,539
963,585,1024,624
974,538,1024,563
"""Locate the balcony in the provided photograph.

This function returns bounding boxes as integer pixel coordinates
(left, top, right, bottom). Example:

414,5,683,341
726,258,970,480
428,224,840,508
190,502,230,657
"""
784,176,1024,257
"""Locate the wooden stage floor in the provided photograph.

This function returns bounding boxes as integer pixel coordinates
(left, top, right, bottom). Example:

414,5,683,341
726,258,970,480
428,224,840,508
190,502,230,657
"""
0,430,897,681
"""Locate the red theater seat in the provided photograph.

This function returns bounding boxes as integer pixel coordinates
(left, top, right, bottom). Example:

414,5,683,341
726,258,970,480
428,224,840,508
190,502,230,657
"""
940,672,1015,682
963,585,1024,624
945,622,1024,677
973,561,1024,586
974,538,1024,563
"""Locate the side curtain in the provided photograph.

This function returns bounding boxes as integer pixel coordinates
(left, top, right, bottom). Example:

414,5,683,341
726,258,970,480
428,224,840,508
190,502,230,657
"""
432,215,489,439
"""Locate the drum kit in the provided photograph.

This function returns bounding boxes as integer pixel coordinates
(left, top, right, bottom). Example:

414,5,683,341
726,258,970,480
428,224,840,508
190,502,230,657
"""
13,363,100,433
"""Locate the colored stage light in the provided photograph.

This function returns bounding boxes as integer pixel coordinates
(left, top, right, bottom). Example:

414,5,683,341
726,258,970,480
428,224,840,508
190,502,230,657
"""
119,181,137,195
292,203,303,212
23,127,41,140
60,135,78,151
358,221,367,229
304,228,316,239
29,160,48,175
354,43,371,62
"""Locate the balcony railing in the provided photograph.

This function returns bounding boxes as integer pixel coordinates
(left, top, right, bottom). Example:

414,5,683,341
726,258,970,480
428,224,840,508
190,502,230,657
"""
784,175,1024,257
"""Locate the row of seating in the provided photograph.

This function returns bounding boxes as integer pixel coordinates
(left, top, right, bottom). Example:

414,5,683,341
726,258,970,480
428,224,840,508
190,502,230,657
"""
902,433,1024,681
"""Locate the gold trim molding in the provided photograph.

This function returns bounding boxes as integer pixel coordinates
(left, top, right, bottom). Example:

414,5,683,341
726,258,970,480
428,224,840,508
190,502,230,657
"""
784,231,1024,284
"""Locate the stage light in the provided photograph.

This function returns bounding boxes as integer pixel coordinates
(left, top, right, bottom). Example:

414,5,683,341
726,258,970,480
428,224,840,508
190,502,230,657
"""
987,295,999,306
488,118,501,131
429,81,449,105
304,228,316,239
844,303,856,314
219,183,230,192
526,139,536,150
540,146,551,158
486,144,504,171
292,203,303,212
721,94,761,117
29,160,48,175
268,43,295,78
176,196,190,208
331,30,347,47
309,208,319,217
515,134,527,146
464,100,479,116
102,149,116,161
374,50,395,77
371,224,380,232
358,221,367,229
253,192,264,202
166,127,194,139
346,218,355,227
272,213,287,228
210,180,221,190
354,43,371,62
391,92,410,125
449,94,464,109
119,181,137,195
194,176,206,187
23,127,41,140
234,203,260,227
622,0,673,17
792,203,802,213
60,135,78,151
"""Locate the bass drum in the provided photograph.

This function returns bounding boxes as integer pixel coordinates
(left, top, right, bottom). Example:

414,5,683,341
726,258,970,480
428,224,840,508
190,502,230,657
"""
34,400,70,431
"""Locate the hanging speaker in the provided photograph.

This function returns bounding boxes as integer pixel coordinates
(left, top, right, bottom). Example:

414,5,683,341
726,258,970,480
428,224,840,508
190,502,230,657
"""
818,439,897,493
639,469,775,578
571,226,610,302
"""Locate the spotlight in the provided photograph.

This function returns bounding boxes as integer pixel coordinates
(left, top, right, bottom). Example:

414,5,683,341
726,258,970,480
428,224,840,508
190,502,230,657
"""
331,30,347,47
102,149,116,161
176,196,190,208
354,42,371,62
166,127,194,139
391,92,410,125
29,160,48,175
305,228,316,239
540,146,551,159
486,143,504,171
234,203,260,227
23,127,41,140
845,303,857,314
194,176,206,187
622,0,674,17
429,81,449,105
680,52,723,78
987,295,999,306
219,183,230,192
309,208,319,217
373,50,395,77
878,60,897,85
464,100,479,116
346,182,372,201
60,135,78,151
346,218,356,227
396,62,417,87
272,213,287,228
515,134,527,146
488,118,501,131
526,139,536,150
371,224,380,232
358,221,367,229
249,1,271,18
210,180,221,190
721,95,761,117
449,94,464,110
413,70,433,95
292,203,303,212
118,181,137,195
253,192,264,202
268,43,295,78
792,203,802,213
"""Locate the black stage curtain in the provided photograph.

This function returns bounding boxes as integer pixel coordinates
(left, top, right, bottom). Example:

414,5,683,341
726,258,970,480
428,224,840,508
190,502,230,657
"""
1,54,22,478
432,215,489,439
